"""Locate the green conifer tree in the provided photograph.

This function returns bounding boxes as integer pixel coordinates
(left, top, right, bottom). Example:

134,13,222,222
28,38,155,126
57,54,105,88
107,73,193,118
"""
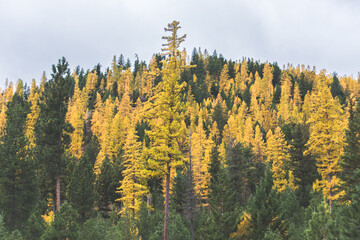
0,85,39,232
36,57,73,211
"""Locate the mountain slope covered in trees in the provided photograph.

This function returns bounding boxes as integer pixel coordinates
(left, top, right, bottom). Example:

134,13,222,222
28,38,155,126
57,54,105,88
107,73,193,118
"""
0,21,359,239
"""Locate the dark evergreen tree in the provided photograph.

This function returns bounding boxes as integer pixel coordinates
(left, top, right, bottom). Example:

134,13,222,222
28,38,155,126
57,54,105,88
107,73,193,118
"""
245,166,287,239
171,168,189,214
0,87,39,232
78,214,110,240
282,123,317,207
36,57,73,211
206,147,237,239
67,152,96,223
41,201,80,240
341,101,360,201
148,211,191,240
226,142,254,205
23,206,46,240
211,101,227,133
338,170,360,239
279,188,306,240
331,73,346,105
138,201,163,240
95,156,123,218
305,200,335,240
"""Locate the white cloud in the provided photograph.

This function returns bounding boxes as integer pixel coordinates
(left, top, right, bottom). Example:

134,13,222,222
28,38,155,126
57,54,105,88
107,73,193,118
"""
0,0,359,88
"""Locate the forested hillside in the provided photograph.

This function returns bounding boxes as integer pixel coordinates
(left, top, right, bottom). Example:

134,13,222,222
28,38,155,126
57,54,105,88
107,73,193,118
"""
0,21,359,240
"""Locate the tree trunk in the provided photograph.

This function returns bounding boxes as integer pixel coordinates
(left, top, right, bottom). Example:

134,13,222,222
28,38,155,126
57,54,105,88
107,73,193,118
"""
328,174,332,213
164,164,170,240
56,175,61,211
188,126,195,240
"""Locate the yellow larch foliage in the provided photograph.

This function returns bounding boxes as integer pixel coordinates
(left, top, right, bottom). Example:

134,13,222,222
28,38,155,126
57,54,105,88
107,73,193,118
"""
230,211,252,240
239,59,248,93
261,62,274,101
116,125,147,218
252,125,265,163
277,72,291,123
0,81,13,141
243,116,253,148
107,56,122,94
143,57,159,98
25,79,41,151
250,72,261,99
340,76,360,99
66,75,87,160
145,22,187,239
234,69,242,94
305,73,347,209
260,102,276,133
226,114,239,143
84,70,97,97
231,96,241,113
228,100,248,145
209,120,221,145
99,78,105,94
119,69,133,97
90,93,104,138
5,80,13,103
266,127,294,192
290,82,303,124
302,91,312,123
91,95,119,173
111,113,128,157
192,114,213,205
41,195,55,225
119,90,132,118
250,90,262,125
106,69,114,93
261,65,275,132
219,64,231,95
0,104,7,142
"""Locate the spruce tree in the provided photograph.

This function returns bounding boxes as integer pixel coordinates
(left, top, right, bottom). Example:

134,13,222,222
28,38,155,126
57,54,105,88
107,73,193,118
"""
41,202,80,240
207,147,237,239
67,152,96,223
0,83,39,232
341,101,360,201
36,57,73,211
338,170,360,239
241,166,287,239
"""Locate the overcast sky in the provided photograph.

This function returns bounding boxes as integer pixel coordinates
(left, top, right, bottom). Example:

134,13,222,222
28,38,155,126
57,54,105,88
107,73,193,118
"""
0,0,359,88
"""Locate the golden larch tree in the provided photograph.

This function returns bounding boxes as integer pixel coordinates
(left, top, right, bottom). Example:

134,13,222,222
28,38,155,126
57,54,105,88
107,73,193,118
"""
145,20,187,240
192,114,213,205
66,75,87,160
25,79,41,151
266,127,295,192
117,124,148,219
305,72,347,212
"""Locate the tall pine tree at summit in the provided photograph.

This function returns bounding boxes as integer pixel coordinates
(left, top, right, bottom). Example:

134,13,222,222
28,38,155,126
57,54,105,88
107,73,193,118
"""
146,21,186,240
37,57,73,211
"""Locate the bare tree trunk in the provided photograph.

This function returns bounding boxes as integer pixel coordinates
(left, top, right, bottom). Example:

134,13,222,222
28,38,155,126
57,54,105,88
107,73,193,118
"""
164,164,170,240
56,175,60,211
329,174,332,214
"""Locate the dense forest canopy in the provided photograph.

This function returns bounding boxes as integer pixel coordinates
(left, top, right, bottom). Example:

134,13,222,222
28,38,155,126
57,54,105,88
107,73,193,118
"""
0,21,360,240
